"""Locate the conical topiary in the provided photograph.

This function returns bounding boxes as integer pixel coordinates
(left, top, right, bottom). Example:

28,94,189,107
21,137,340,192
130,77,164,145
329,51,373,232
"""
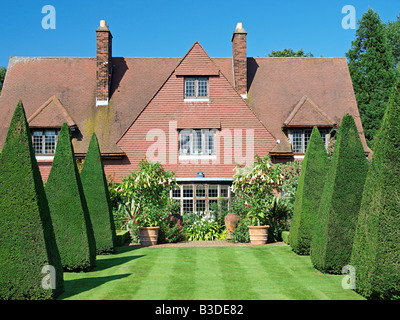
80,133,116,254
0,101,64,299
310,114,368,274
350,83,400,299
289,127,330,255
45,123,96,271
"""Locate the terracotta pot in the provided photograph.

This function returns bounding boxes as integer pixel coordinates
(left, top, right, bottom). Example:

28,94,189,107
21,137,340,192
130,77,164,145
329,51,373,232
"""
248,225,269,245
224,213,240,240
138,226,160,246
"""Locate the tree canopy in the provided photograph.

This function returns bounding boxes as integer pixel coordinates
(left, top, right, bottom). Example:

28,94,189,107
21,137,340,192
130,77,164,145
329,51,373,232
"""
346,8,398,147
268,48,314,57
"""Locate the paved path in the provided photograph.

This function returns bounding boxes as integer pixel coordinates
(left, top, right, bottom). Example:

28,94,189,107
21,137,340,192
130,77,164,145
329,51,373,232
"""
128,240,288,248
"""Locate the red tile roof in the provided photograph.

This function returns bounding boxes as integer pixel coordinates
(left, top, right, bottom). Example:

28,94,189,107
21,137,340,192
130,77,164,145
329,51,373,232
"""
0,48,370,156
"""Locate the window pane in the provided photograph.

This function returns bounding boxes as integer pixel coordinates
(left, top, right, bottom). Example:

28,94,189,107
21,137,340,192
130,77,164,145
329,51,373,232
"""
196,200,206,213
172,186,181,198
304,129,312,153
196,185,205,197
197,78,208,97
291,130,302,153
32,131,43,154
220,185,229,198
44,130,57,155
183,199,193,213
179,130,191,154
205,129,215,154
185,78,196,98
208,185,218,198
193,130,202,154
183,185,193,198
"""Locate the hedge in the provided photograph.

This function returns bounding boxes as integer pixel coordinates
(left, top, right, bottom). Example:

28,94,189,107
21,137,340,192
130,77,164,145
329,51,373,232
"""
80,133,117,254
0,101,64,299
350,84,400,299
281,231,290,245
45,123,96,271
310,114,368,274
116,230,131,247
289,127,330,255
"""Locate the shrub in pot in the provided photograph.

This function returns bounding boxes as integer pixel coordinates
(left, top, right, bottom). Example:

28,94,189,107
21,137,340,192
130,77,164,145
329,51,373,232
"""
232,154,283,245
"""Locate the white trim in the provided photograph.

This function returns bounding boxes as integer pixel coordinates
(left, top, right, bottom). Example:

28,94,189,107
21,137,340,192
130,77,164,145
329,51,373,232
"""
36,156,54,161
240,93,248,99
184,98,210,102
96,98,109,106
294,155,305,160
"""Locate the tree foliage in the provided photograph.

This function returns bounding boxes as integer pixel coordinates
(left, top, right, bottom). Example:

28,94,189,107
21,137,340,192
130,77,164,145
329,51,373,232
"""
45,123,96,271
310,114,368,274
350,83,400,300
0,101,64,299
232,154,283,226
80,133,117,254
289,127,330,255
346,8,398,147
268,48,314,57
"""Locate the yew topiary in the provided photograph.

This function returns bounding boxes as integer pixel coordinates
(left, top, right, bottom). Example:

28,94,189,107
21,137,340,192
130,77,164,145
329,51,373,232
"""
289,127,330,255
45,123,96,271
350,84,400,299
310,114,368,274
80,133,116,254
0,101,64,299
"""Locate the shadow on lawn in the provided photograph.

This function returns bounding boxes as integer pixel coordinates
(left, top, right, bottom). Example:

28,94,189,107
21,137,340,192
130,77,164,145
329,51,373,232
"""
94,246,144,271
59,274,131,299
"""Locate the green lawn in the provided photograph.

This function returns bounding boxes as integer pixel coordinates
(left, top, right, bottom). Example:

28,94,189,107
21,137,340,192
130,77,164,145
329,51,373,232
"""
59,245,364,300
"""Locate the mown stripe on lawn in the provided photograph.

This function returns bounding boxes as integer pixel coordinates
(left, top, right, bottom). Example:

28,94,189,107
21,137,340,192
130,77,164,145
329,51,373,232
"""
215,247,261,299
192,247,227,299
165,247,197,299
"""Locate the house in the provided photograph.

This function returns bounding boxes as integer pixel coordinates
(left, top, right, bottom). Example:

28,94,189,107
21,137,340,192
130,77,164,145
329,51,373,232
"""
0,21,370,214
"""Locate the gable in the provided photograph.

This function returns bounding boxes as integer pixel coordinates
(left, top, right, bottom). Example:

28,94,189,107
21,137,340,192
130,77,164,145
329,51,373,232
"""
28,96,76,128
283,95,335,127
175,42,220,76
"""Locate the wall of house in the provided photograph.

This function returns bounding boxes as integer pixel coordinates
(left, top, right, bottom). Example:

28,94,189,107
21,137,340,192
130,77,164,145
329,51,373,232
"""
104,69,276,183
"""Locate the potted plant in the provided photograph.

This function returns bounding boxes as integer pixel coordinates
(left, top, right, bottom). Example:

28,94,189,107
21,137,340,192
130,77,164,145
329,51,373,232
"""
232,154,283,245
136,206,163,246
116,157,177,246
246,197,270,245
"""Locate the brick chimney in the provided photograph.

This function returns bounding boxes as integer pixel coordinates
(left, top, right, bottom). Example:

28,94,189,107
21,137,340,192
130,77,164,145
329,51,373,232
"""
232,22,247,99
96,20,112,106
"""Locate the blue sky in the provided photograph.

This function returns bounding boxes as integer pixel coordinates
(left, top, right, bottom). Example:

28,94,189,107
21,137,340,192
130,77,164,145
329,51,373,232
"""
1,0,400,68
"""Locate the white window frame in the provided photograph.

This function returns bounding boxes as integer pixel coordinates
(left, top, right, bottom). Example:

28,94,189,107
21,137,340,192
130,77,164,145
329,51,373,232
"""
184,77,209,101
288,128,329,154
171,184,231,215
31,129,60,155
179,129,216,156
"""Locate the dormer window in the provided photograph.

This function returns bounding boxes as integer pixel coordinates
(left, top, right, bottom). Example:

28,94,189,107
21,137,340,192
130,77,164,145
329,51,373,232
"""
288,128,329,154
184,77,209,100
32,129,60,155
